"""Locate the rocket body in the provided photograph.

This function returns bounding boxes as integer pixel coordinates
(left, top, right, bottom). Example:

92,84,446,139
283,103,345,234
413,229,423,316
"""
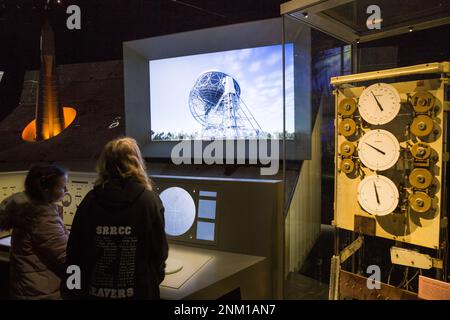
35,20,64,141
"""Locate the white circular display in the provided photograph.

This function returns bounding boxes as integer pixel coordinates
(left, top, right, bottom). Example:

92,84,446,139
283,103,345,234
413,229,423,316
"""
357,175,399,216
160,187,196,236
358,83,401,125
358,129,400,171
165,257,183,275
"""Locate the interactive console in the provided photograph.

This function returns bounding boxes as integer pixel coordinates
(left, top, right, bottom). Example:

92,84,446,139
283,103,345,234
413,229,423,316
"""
0,171,283,299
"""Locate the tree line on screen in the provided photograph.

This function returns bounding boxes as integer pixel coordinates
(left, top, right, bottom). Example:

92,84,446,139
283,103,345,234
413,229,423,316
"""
150,131,295,140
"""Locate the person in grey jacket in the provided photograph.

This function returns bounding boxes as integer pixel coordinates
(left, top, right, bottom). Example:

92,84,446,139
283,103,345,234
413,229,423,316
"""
0,165,69,300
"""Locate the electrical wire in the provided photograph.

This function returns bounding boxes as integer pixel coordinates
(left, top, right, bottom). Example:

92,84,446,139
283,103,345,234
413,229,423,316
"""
397,266,409,288
403,270,420,291
387,265,394,285
170,0,226,18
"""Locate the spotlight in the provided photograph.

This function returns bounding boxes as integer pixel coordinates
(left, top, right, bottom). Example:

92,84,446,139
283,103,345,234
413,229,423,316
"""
356,39,360,44
57,0,62,4
303,11,308,18
409,26,414,32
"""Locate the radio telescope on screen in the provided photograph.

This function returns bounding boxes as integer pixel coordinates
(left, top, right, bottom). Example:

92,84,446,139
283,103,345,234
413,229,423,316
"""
188,70,264,139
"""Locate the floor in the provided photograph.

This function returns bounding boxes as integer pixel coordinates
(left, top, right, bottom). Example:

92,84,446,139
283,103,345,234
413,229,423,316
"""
284,224,335,300
284,272,329,300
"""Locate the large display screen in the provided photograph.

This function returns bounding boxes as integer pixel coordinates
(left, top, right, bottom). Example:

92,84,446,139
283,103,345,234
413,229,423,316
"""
149,44,294,141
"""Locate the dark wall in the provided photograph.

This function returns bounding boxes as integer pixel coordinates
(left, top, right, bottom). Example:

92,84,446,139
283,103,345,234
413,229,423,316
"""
0,0,286,122
358,24,450,72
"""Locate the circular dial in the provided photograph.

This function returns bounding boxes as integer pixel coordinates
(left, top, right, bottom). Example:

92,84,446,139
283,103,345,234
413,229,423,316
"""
357,175,399,216
62,193,72,207
358,83,401,125
358,129,400,171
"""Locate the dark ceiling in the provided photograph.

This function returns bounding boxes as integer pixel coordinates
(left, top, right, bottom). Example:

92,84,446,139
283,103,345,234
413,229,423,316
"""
0,0,286,67
1,0,449,121
0,0,286,120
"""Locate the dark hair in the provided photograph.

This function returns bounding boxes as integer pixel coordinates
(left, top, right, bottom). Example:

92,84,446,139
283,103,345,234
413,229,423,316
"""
25,165,68,203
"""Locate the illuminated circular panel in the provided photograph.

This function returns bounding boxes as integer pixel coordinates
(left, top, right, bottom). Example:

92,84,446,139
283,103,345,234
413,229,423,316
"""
160,187,196,236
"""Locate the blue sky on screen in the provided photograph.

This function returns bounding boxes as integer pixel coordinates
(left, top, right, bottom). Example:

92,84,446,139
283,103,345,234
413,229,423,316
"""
149,43,294,136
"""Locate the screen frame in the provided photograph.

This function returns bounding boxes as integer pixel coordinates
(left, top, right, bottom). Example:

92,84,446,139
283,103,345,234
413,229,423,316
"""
155,181,221,247
123,17,311,161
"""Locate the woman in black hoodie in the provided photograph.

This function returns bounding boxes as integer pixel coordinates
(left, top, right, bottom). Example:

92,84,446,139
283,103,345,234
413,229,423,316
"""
63,137,168,299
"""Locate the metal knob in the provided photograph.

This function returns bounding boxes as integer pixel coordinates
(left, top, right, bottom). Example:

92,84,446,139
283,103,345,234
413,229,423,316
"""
418,122,427,130
416,199,424,207
418,98,427,106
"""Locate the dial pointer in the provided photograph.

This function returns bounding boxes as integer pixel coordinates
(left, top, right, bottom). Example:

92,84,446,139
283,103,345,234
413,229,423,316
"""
373,182,380,205
364,142,386,155
371,91,384,112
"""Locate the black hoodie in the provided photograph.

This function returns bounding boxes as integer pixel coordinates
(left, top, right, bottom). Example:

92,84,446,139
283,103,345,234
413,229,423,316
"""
62,178,168,300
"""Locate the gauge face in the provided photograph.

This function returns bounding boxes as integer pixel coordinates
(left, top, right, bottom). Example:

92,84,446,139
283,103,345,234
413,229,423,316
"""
358,129,400,171
357,175,399,216
358,83,401,125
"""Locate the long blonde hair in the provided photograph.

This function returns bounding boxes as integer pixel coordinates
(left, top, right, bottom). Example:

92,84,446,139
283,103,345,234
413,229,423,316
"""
96,137,152,190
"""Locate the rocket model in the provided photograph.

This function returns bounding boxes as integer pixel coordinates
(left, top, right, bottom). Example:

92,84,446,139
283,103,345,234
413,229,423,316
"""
35,20,64,141
21,20,77,142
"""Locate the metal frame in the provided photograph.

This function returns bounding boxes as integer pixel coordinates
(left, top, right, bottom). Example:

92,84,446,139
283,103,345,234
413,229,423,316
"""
281,0,450,43
331,62,450,85
329,61,449,299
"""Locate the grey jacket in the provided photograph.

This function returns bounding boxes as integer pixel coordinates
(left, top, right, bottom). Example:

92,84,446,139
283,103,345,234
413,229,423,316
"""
0,192,68,300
